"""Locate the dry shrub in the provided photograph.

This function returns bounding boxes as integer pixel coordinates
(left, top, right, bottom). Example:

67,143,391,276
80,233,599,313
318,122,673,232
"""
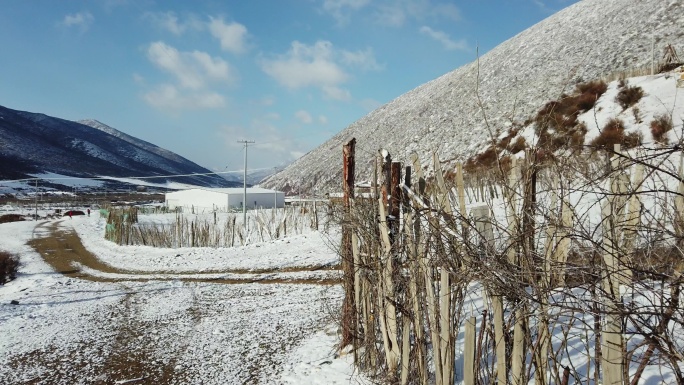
535,101,578,134
616,85,644,110
623,131,643,149
0,251,19,284
576,79,609,97
632,106,642,124
659,62,684,73
0,214,24,224
631,245,684,279
650,114,673,143
534,80,607,150
509,136,527,154
466,79,609,172
570,122,588,147
618,77,627,88
574,92,601,112
591,118,626,149
575,80,608,113
464,146,498,173
496,129,519,149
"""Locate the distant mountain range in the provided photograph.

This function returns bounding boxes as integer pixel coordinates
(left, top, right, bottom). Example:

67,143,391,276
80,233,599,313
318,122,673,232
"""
263,0,684,193
0,105,239,188
223,168,282,186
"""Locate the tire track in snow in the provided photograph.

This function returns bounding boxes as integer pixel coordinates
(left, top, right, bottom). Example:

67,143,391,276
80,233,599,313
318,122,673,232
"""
3,221,343,384
28,221,341,285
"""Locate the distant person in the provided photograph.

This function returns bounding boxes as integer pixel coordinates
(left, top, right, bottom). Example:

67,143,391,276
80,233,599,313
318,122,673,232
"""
87,208,90,217
69,211,72,219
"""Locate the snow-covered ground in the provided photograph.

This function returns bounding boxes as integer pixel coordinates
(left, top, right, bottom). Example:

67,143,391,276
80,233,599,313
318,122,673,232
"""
0,213,366,384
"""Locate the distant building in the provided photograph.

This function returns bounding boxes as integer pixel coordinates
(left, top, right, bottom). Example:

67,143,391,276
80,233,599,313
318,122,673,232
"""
165,187,285,212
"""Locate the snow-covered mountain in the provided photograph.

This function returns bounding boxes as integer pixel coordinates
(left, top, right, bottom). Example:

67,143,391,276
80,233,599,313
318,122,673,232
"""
223,167,284,186
262,0,684,193
0,105,239,188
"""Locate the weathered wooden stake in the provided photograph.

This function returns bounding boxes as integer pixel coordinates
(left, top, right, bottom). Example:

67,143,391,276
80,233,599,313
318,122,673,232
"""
464,316,477,385
601,144,628,385
341,138,357,350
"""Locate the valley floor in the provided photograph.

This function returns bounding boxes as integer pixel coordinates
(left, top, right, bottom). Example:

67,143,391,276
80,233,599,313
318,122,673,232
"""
0,215,363,384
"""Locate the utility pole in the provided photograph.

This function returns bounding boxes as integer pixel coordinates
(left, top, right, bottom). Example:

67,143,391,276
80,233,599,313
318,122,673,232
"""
274,167,278,209
651,35,656,75
34,179,38,221
237,140,255,229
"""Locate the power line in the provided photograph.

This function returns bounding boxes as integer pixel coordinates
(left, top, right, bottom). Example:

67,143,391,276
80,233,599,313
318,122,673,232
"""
0,170,254,185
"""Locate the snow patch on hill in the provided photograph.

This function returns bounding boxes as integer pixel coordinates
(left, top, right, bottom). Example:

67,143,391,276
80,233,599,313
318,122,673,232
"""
264,0,684,193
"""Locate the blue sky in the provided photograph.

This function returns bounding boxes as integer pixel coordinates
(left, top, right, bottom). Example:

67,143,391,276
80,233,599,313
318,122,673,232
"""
0,0,578,173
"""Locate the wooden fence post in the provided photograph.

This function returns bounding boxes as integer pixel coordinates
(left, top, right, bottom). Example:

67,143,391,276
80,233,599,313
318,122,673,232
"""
409,154,429,385
433,153,455,385
377,192,400,373
341,138,356,350
464,316,477,385
390,161,402,239
622,162,644,282
601,144,628,385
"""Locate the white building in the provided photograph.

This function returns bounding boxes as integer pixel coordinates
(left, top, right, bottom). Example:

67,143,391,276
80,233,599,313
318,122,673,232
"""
165,188,285,212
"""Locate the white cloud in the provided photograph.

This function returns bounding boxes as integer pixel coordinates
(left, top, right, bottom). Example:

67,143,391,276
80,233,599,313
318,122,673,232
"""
144,84,225,110
378,2,462,25
145,12,203,35
322,85,351,101
340,48,383,71
218,122,306,168
531,0,567,13
132,73,145,84
295,110,313,124
433,3,461,21
318,115,328,124
261,40,381,100
208,18,248,54
261,41,348,89
419,26,468,51
322,0,371,24
61,12,94,32
146,41,234,89
374,4,406,26
143,42,233,110
103,0,130,11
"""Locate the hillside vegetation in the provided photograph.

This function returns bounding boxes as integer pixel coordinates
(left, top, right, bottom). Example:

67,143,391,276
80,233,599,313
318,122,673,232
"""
264,0,684,193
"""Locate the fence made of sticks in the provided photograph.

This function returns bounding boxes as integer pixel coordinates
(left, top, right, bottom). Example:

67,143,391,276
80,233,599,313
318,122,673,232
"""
338,138,684,385
104,204,324,247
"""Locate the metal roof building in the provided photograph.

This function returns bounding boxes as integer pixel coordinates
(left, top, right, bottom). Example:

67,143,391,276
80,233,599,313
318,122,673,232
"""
165,187,284,212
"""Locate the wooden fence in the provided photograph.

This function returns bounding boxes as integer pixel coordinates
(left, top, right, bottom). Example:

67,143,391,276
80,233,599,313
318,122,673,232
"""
340,140,684,384
104,205,321,247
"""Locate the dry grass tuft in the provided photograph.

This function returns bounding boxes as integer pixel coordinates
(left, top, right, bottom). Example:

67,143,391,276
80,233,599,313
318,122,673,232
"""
650,114,673,144
464,146,499,173
509,136,527,154
590,118,640,149
615,85,644,110
591,118,625,149
0,251,19,285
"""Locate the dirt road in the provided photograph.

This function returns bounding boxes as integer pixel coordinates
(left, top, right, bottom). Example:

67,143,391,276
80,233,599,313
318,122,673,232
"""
29,220,340,284
0,220,342,384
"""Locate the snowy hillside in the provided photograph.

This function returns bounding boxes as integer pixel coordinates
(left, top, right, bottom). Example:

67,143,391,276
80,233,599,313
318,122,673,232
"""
0,105,239,188
263,0,684,193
